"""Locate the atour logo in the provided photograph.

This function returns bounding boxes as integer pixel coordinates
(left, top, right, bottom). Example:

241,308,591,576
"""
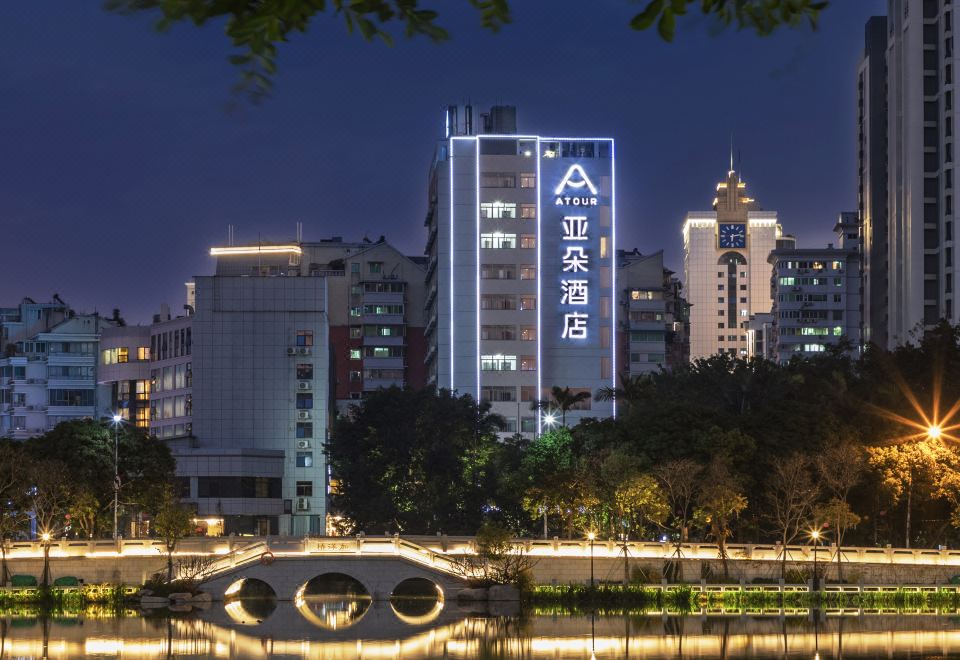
554,164,599,207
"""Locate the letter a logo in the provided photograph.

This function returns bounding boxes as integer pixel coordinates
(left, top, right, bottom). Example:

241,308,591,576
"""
554,164,598,196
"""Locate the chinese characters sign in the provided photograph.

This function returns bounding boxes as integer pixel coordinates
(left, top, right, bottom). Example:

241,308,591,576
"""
556,165,598,341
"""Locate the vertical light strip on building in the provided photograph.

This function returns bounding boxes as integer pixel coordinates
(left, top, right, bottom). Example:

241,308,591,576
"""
475,138,481,399
535,137,542,433
448,137,455,391
610,138,617,419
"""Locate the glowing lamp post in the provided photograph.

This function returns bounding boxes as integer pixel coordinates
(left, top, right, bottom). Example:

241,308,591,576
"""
810,529,821,592
111,414,122,541
587,531,596,590
40,531,52,588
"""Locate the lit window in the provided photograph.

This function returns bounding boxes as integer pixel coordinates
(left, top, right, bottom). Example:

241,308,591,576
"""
520,204,536,219
480,232,517,249
117,347,129,363
137,347,150,361
349,349,361,360
520,234,536,249
520,266,536,280
349,327,361,338
480,355,517,371
600,236,608,259
480,202,517,219
520,173,536,188
296,451,313,467
520,356,536,371
296,331,314,347
521,326,536,341
520,296,537,311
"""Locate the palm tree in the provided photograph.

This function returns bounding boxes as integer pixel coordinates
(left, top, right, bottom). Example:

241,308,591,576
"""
595,372,656,409
531,386,591,427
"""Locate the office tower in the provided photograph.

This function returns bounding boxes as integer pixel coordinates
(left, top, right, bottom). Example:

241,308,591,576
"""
424,104,616,432
683,169,783,360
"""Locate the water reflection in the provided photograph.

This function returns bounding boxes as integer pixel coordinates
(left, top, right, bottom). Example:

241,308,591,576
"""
4,606,960,658
296,595,372,630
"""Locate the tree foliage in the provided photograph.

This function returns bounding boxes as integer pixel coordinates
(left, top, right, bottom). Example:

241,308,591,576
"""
104,0,829,100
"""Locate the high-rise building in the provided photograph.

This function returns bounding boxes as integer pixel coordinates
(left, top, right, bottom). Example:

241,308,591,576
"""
683,169,784,360
617,249,689,375
424,104,616,432
861,3,959,347
0,297,114,439
768,217,863,363
858,15,889,348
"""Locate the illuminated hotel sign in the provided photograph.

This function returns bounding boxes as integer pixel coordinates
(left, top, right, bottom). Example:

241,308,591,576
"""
555,164,598,340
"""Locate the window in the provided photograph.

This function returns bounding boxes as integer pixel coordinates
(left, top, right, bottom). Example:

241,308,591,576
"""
521,418,537,433
520,386,537,402
296,393,313,409
718,284,725,291
296,452,313,468
520,356,536,371
520,266,536,280
481,355,517,371
740,285,747,291
351,262,360,273
520,234,536,249
296,331,314,347
350,306,361,317
363,304,403,315
480,232,517,249
600,357,612,379
296,481,313,497
481,325,516,340
297,364,314,380
718,310,725,317
349,348,361,360
481,172,516,188
480,202,517,219
520,204,536,219
369,262,383,274
296,422,313,438
48,389,95,407
521,326,536,341
481,264,516,279
137,347,150,361
349,327,362,339
600,236,608,259
365,346,404,358
481,295,516,310
174,363,186,389
520,173,536,188
349,370,361,382
197,477,281,499
520,296,537,311
481,386,516,402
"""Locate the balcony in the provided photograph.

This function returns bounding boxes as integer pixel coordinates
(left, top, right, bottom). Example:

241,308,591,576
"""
362,291,404,305
363,314,404,326
363,356,405,369
363,378,406,391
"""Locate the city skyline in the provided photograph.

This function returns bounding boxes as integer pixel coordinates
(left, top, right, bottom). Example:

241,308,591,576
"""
2,2,884,323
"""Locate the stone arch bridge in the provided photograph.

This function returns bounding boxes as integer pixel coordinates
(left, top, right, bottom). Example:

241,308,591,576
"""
198,536,470,602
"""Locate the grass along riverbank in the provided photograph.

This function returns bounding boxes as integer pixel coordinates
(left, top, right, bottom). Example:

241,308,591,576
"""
527,584,960,611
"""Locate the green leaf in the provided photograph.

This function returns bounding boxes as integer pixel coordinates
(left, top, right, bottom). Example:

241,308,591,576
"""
657,8,676,41
630,0,665,31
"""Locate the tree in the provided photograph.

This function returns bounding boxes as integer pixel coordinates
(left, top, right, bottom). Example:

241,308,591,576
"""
0,444,29,585
533,386,591,427
765,454,820,580
815,440,863,580
654,458,703,548
105,0,829,100
867,439,959,548
519,427,576,538
27,460,72,588
153,488,194,582
450,521,535,588
696,456,747,579
328,387,505,534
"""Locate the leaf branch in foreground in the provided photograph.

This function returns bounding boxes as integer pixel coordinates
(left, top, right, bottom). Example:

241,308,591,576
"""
631,0,829,42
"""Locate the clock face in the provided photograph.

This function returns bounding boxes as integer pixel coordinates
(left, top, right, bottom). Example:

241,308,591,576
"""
718,223,746,249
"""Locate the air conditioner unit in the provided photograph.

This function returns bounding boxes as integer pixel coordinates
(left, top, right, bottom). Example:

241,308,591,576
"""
297,410,312,421
287,347,296,356
296,439,311,449
297,497,311,511
297,381,311,391
298,347,312,356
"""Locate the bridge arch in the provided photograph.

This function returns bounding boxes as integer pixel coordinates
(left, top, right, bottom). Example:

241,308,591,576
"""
389,577,445,625
223,578,278,625
294,572,373,630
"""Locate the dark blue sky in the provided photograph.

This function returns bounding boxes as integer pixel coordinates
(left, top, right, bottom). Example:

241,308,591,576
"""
1,1,885,323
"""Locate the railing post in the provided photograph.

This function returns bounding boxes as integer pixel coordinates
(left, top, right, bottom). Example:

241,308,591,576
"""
356,533,363,555
393,533,400,555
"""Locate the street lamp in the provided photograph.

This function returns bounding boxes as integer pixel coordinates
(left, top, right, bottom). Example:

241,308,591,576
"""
810,529,821,591
587,531,596,589
543,412,557,428
111,414,122,541
928,424,942,440
40,531,51,588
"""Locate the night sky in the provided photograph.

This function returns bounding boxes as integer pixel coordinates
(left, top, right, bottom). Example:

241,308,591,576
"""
1,1,886,323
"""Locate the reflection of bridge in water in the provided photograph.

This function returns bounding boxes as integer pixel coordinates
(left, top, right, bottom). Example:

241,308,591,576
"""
6,610,960,658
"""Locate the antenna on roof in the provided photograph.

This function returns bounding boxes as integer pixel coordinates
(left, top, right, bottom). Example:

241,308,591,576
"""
296,221,303,243
729,134,734,174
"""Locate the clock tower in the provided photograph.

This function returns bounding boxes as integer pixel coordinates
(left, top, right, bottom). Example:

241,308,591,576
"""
683,168,784,361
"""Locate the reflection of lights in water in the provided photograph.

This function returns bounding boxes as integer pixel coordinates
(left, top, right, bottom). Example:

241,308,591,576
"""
390,597,444,626
296,595,371,630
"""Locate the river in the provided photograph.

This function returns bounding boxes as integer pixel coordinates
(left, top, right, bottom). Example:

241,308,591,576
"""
2,599,960,658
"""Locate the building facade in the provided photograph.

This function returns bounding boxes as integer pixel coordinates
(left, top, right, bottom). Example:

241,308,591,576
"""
424,104,616,432
768,218,863,363
617,249,689,375
858,15,890,348
683,169,783,360
861,2,960,347
186,247,330,536
98,324,151,429
0,298,113,439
